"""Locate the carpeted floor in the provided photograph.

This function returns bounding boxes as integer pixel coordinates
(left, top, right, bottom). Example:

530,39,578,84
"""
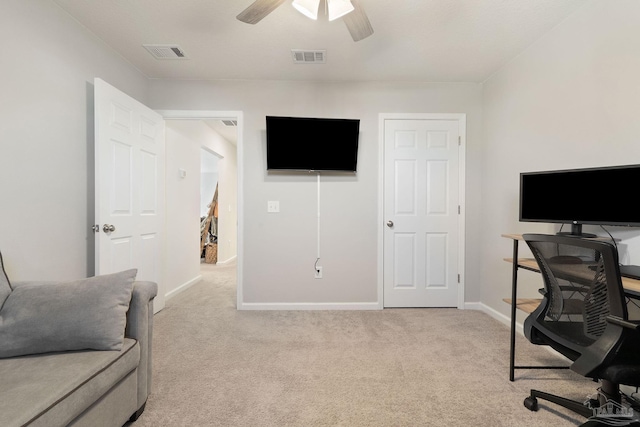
131,261,594,426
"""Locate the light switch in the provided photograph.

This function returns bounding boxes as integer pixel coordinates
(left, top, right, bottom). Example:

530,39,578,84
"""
267,201,280,213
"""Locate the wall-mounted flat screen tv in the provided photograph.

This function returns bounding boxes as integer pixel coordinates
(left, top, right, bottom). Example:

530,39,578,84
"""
266,116,360,172
519,164,640,236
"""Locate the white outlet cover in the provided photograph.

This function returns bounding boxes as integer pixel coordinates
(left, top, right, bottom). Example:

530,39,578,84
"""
267,201,280,213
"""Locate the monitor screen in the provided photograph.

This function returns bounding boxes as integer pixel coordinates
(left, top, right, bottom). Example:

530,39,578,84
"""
519,164,640,232
266,116,360,172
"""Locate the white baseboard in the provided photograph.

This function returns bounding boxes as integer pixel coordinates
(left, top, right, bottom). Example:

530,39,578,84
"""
463,301,484,311
165,275,202,302
468,301,569,361
466,301,525,336
238,301,383,310
217,255,237,265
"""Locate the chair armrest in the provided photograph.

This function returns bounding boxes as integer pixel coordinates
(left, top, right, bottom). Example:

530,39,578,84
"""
606,315,640,330
125,281,158,410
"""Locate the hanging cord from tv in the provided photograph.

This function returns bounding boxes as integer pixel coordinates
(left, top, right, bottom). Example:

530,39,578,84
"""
598,226,627,273
315,172,321,274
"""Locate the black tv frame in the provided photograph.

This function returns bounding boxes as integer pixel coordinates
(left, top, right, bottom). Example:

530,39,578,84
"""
265,116,360,173
519,164,640,237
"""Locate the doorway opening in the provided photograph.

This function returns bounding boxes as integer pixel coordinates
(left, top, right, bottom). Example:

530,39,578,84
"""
160,110,243,308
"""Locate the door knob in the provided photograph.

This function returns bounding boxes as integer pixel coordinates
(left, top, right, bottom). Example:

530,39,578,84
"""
103,224,116,233
387,220,394,228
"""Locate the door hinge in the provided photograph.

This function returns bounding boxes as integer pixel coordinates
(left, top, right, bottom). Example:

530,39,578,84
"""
458,205,461,215
458,136,461,146
458,274,461,283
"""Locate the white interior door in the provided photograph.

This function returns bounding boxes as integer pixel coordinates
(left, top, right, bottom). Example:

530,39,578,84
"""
383,117,463,308
94,78,165,312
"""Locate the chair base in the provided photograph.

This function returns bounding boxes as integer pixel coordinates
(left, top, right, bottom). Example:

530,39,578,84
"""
525,386,640,427
524,389,593,418
581,420,640,427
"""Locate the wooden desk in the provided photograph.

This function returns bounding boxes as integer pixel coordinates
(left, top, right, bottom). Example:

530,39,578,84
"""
503,234,640,381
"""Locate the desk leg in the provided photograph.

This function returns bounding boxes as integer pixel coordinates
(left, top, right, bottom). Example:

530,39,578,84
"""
509,239,519,382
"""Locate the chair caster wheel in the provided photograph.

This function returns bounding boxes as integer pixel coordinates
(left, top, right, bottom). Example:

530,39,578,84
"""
524,396,539,411
587,398,600,409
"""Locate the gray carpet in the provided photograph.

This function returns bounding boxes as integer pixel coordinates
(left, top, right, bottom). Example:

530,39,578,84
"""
132,261,593,426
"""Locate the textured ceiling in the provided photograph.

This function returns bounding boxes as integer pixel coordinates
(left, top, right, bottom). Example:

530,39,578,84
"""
52,0,585,82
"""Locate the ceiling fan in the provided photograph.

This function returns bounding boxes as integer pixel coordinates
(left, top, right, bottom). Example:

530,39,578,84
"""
236,0,374,42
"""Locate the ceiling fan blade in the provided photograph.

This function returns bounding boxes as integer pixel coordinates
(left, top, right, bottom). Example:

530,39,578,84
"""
342,0,374,41
237,0,288,24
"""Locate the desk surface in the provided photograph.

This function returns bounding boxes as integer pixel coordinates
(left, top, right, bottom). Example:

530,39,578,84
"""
502,298,541,313
502,233,610,241
502,234,640,296
505,257,640,296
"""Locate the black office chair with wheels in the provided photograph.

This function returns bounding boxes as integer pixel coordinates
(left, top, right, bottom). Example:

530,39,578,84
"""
522,233,640,427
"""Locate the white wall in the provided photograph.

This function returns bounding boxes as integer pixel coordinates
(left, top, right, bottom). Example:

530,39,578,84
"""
15,0,631,312
148,80,483,307
164,122,202,298
0,0,148,281
481,0,640,321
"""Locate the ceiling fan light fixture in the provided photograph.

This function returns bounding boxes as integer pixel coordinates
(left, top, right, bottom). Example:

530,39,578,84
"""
327,0,354,21
292,0,320,20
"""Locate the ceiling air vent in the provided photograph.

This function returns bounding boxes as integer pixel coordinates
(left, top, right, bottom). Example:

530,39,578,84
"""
143,44,188,60
292,50,326,64
221,120,237,127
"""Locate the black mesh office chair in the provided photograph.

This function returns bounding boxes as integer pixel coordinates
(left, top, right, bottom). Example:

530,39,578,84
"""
522,234,640,427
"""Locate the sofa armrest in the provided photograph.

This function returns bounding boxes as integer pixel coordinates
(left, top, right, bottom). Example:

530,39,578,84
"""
125,281,158,411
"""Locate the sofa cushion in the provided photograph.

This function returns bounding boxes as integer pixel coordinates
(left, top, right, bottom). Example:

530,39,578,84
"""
0,269,137,358
0,252,11,309
0,338,140,427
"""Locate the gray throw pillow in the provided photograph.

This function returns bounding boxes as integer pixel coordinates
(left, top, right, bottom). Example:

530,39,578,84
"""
0,269,137,358
0,252,11,309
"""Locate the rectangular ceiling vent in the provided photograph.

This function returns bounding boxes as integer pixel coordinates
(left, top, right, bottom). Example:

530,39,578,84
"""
221,120,237,127
143,44,188,60
292,50,326,64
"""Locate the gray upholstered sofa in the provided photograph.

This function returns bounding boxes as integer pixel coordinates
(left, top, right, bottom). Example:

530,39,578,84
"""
0,255,157,427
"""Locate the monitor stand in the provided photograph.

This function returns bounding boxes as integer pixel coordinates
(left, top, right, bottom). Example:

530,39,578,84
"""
556,223,597,238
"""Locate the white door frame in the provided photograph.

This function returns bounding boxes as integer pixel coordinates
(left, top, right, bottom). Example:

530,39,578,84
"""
378,113,466,309
157,110,244,309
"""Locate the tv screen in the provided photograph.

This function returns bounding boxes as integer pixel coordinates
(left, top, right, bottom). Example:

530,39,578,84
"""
266,116,360,172
519,164,640,235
